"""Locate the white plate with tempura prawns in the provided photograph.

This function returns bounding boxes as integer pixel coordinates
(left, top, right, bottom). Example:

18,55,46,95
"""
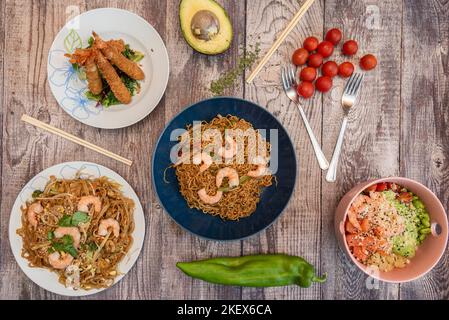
47,8,169,129
9,162,145,296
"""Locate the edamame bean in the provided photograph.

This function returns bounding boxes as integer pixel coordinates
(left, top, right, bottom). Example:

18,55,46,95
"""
412,199,425,209
419,228,431,234
421,220,430,227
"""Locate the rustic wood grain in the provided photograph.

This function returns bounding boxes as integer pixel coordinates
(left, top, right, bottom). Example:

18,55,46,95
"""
320,0,402,299
1,0,448,300
158,0,245,300
399,0,449,300
0,0,5,256
243,0,324,300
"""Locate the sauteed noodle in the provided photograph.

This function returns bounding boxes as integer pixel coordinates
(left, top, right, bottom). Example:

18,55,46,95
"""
17,174,135,290
174,115,273,220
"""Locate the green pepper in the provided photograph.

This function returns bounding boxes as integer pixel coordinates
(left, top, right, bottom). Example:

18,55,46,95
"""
176,254,326,288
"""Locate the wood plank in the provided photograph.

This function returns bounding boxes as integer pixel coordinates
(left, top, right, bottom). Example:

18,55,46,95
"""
399,0,449,300
1,0,54,300
159,0,245,299
321,0,402,299
242,0,324,300
0,0,5,247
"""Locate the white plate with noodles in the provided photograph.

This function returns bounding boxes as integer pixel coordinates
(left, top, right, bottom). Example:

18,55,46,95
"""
9,161,145,296
47,8,169,129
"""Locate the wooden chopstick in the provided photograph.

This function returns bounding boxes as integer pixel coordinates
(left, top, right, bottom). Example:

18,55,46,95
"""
21,115,133,166
246,0,316,83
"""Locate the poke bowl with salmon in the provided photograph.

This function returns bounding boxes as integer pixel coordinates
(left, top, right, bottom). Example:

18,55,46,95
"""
335,177,448,282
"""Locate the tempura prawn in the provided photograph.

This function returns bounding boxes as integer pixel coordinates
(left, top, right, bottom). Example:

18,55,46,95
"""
85,55,103,94
65,48,103,95
93,32,145,80
94,49,132,104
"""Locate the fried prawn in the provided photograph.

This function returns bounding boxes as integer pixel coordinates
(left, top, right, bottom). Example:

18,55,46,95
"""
93,33,145,80
94,50,132,104
106,39,125,53
85,55,103,95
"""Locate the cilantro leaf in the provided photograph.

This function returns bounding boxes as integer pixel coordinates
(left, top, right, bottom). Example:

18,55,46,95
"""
58,215,73,227
65,246,78,258
71,211,90,226
60,235,73,246
88,242,98,252
57,212,90,227
32,190,43,198
51,235,78,258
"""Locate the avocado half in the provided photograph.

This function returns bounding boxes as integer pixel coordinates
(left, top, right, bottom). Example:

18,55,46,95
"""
179,0,233,55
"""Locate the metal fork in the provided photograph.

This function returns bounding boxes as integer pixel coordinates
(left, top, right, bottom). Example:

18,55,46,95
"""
325,73,364,182
281,65,329,170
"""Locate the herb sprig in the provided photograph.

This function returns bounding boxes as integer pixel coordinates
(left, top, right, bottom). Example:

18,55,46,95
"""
209,43,261,96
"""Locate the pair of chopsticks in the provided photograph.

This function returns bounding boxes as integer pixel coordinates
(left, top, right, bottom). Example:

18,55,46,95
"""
21,115,133,166
246,0,316,83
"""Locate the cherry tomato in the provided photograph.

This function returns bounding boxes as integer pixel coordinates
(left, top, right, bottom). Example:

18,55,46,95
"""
365,184,377,193
376,182,388,192
325,28,342,45
299,67,317,82
360,54,377,70
388,182,399,191
338,62,354,78
308,53,323,68
342,40,358,55
321,61,338,77
297,81,314,98
315,76,333,92
303,36,319,52
398,192,413,203
317,41,334,58
292,48,309,66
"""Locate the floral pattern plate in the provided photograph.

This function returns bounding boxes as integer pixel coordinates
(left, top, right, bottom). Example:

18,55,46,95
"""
8,162,145,296
47,8,169,129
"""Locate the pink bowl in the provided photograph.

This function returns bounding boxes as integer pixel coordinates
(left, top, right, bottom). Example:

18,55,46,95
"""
335,177,448,283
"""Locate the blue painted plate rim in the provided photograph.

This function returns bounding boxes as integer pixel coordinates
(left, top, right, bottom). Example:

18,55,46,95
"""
151,96,298,241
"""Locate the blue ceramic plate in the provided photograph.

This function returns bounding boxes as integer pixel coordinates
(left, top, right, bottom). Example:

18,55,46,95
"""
152,97,297,241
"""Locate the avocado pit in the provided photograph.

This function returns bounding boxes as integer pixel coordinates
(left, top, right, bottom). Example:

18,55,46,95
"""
190,10,220,41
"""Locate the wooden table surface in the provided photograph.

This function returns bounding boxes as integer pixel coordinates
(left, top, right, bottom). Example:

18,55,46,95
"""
1,0,448,300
